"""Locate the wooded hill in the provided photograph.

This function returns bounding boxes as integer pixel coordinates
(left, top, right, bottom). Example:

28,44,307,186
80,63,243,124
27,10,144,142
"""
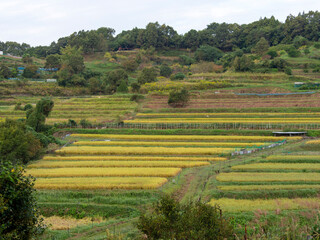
1,11,320,57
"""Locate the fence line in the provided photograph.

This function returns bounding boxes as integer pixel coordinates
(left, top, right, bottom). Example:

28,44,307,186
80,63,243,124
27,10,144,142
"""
56,122,320,130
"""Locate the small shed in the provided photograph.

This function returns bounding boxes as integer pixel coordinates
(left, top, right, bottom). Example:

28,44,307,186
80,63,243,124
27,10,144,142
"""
46,79,57,83
273,131,307,137
294,82,305,88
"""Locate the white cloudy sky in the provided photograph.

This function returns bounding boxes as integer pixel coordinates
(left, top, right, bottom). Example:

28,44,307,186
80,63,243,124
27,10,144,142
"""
0,0,319,46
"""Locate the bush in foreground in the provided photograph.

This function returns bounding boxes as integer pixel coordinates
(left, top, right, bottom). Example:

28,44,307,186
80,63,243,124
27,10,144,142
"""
0,161,44,239
137,195,233,240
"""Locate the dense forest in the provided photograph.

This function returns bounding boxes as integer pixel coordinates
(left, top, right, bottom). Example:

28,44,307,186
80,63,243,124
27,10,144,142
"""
1,11,320,57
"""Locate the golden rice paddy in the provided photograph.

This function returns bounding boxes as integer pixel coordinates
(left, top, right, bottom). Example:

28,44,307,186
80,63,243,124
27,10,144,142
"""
26,167,182,177
209,197,320,212
42,156,227,162
71,134,301,142
34,177,168,190
216,172,320,182
72,140,267,147
28,160,209,168
55,146,233,156
217,184,320,191
232,163,320,170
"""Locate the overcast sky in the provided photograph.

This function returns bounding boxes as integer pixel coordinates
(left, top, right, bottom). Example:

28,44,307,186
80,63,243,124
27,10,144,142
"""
0,0,319,46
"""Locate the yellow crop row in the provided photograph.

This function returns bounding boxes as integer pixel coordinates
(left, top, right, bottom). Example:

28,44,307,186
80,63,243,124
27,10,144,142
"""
34,177,168,190
26,167,182,178
136,112,320,117
208,197,320,212
28,160,210,168
46,118,107,124
42,156,227,162
73,141,267,147
232,163,320,170
124,118,320,124
306,140,320,144
56,146,233,156
71,134,301,142
266,155,320,161
218,184,320,191
216,172,320,182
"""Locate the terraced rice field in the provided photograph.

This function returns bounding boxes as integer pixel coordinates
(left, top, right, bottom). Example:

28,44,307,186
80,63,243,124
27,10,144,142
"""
31,134,261,190
209,198,320,212
30,134,294,190
71,134,301,142
217,172,320,182
212,142,320,212
232,163,320,171
265,155,320,162
306,139,320,144
134,94,320,129
142,93,320,109
126,117,320,125
0,95,137,124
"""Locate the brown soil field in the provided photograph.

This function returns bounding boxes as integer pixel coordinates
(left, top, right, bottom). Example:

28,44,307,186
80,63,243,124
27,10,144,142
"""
143,93,320,109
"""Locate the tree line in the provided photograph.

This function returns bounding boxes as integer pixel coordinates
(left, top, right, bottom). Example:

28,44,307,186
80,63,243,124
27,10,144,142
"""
1,11,320,57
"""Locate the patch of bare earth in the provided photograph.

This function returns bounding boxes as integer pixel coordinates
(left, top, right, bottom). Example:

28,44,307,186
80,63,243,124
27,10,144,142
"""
172,173,195,201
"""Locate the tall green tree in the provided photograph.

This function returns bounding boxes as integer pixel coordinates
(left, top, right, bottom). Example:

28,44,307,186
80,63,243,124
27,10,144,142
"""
60,45,85,74
0,119,42,164
104,69,128,93
137,67,157,85
45,54,61,69
251,37,269,55
26,98,54,132
195,45,224,62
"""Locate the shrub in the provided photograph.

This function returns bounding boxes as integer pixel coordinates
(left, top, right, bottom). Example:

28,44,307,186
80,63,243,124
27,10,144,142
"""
195,45,224,62
190,62,223,73
0,119,42,164
293,36,308,48
14,102,22,110
168,88,189,108
179,55,195,65
160,64,173,77
68,119,77,127
284,67,292,75
130,82,141,93
172,72,185,80
269,58,288,70
137,195,233,240
304,48,310,55
80,119,92,128
233,55,253,72
121,59,139,72
89,77,105,94
22,65,39,78
104,69,128,93
314,43,320,49
267,50,278,59
137,67,157,85
287,47,300,58
0,162,45,239
130,94,145,102
23,104,33,111
116,80,128,93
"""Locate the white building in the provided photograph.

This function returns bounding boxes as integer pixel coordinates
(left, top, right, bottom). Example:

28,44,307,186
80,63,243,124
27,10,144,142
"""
0,51,3,55
46,79,57,83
